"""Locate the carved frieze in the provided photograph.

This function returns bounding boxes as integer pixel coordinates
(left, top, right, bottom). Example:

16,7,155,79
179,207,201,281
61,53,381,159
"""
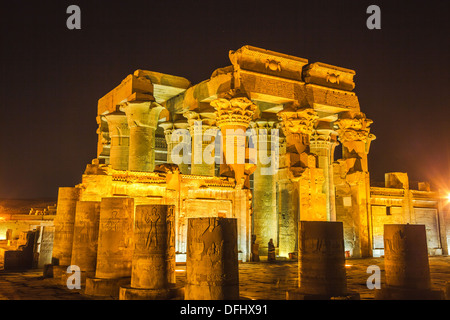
229,45,308,81
303,62,356,91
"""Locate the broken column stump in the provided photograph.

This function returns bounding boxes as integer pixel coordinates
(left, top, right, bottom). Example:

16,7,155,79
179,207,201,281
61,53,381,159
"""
85,197,134,297
185,217,239,300
51,187,81,283
70,201,101,288
120,204,182,300
286,221,359,300
375,224,444,300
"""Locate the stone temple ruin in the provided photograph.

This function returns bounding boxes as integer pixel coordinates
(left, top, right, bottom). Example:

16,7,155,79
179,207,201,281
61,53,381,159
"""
1,45,449,299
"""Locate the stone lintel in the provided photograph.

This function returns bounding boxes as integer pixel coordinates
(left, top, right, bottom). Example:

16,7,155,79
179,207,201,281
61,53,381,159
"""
98,70,191,116
230,45,308,82
135,70,191,105
98,74,154,115
303,62,356,91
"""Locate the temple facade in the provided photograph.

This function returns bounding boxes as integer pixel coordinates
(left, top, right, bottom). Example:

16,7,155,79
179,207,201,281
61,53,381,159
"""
51,45,448,263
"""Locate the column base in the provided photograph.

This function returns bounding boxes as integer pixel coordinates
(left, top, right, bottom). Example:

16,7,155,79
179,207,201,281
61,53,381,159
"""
119,285,184,300
286,288,360,300
52,265,70,286
375,286,445,300
85,277,131,298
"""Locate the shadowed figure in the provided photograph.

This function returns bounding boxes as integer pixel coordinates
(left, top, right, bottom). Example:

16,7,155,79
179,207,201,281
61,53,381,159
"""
268,238,276,262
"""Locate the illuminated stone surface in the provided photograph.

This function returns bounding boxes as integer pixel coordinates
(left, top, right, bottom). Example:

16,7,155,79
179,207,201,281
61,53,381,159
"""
37,226,54,269
120,204,180,300
251,120,278,256
184,111,217,177
95,197,134,279
70,201,101,282
286,221,359,299
375,224,445,299
211,92,257,188
52,187,81,266
185,217,239,300
125,100,168,172
104,112,130,171
34,45,449,301
85,197,134,297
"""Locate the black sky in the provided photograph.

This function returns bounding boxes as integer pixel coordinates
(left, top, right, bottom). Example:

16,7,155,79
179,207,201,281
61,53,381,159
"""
0,0,449,199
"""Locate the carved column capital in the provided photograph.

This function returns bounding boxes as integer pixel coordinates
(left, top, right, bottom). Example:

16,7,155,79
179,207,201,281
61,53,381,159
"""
211,97,256,129
183,111,218,137
335,112,376,172
277,108,318,167
104,111,130,137
209,94,257,188
335,112,375,144
277,108,318,137
124,101,163,130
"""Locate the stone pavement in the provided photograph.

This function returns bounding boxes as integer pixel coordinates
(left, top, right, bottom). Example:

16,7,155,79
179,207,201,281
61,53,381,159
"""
0,257,449,300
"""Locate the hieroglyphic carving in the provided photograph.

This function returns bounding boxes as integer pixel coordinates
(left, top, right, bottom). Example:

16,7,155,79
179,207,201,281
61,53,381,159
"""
104,210,121,232
145,207,160,248
186,218,239,299
131,205,175,289
302,238,344,254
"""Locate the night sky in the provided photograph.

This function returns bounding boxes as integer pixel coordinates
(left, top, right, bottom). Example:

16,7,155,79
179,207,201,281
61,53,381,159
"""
0,0,449,199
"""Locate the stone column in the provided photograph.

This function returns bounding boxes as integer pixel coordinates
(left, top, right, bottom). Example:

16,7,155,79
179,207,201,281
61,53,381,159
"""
184,111,217,176
335,111,375,173
160,122,175,164
51,187,81,283
376,224,444,299
277,107,318,257
277,107,318,174
161,119,190,175
96,115,110,164
335,111,376,258
85,197,134,297
250,119,278,256
120,205,181,300
38,226,54,270
287,221,359,300
125,100,162,172
211,93,257,188
52,187,81,266
70,201,101,285
185,217,239,300
104,111,130,171
309,127,339,221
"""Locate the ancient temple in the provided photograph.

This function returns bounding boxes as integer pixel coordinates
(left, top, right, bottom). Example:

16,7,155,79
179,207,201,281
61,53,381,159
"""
50,45,448,267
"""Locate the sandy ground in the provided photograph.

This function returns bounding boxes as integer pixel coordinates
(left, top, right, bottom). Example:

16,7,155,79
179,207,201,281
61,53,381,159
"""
0,256,449,300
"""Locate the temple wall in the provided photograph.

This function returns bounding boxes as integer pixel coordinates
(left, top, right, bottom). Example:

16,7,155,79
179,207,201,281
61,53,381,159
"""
369,173,448,256
42,46,449,268
78,169,252,262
